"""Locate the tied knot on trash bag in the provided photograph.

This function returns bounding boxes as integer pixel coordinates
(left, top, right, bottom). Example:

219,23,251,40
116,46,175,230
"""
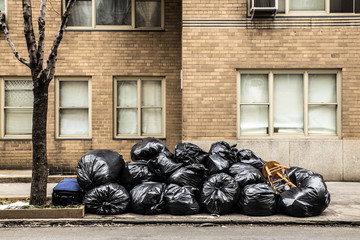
209,141,238,164
83,183,130,215
130,182,167,215
200,173,240,215
236,149,266,170
175,142,209,165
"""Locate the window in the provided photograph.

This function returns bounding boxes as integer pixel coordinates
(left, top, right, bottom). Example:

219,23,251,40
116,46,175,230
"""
64,0,164,30
114,77,165,138
0,78,33,138
55,77,92,138
276,0,360,14
237,70,341,137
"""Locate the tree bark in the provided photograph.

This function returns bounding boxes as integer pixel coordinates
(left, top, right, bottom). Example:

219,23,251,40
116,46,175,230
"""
30,71,49,205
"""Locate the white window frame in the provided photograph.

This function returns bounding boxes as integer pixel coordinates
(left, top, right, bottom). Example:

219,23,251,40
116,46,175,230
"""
114,76,166,139
55,77,92,139
0,77,33,139
63,0,165,30
237,70,341,139
249,0,360,16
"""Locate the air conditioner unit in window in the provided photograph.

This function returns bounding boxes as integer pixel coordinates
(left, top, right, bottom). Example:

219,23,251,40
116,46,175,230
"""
250,0,278,19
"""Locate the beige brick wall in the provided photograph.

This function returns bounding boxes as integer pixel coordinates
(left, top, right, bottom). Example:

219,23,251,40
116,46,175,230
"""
182,0,360,141
183,0,247,19
0,0,182,173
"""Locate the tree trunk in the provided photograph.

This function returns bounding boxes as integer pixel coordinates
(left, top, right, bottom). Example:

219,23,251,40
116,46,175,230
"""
1,0,78,205
30,72,49,206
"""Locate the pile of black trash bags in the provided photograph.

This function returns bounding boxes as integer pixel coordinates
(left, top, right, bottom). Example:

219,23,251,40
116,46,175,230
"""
77,138,330,217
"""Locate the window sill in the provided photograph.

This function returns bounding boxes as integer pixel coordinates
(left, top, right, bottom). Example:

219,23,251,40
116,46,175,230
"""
0,137,32,141
114,136,166,140
55,137,92,141
237,135,341,140
65,27,165,32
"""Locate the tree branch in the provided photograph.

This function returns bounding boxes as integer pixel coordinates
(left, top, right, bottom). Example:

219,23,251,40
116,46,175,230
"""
22,0,38,68
37,0,47,67
0,11,30,68
45,0,76,83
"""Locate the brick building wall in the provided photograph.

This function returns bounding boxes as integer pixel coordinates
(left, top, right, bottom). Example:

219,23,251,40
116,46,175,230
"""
0,0,182,173
182,0,360,180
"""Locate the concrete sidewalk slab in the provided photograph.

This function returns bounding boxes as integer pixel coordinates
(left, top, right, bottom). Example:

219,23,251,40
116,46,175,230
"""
0,170,76,183
0,183,57,198
0,182,359,226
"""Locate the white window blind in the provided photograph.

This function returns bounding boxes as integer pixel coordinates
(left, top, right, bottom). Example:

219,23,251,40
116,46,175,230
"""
4,80,33,135
290,0,325,11
274,74,304,133
0,0,5,12
238,71,340,137
117,81,138,134
276,0,360,14
240,74,269,135
59,81,89,136
116,78,164,137
308,74,337,134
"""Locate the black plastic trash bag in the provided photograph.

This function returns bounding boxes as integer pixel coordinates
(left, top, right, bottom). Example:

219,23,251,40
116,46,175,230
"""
131,137,173,161
119,160,157,191
164,184,200,215
83,183,130,215
287,167,315,185
228,163,265,188
167,164,206,190
130,182,167,215
209,141,237,164
238,183,277,216
174,142,209,165
200,173,240,215
147,153,183,181
205,154,230,175
277,174,330,217
77,149,125,191
236,149,266,170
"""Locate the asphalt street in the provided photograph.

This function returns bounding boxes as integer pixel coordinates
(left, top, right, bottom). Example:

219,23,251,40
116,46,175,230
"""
0,225,360,240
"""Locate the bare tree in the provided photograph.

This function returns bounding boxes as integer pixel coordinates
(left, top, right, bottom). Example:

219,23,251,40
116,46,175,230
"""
0,0,77,205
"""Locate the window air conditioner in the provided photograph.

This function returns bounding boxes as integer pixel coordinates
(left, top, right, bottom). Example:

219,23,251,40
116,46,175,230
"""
250,0,278,19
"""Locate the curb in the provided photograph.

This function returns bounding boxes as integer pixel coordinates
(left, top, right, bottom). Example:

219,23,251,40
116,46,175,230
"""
1,217,359,227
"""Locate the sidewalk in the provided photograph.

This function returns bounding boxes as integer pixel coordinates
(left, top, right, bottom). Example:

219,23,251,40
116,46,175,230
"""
0,171,360,226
